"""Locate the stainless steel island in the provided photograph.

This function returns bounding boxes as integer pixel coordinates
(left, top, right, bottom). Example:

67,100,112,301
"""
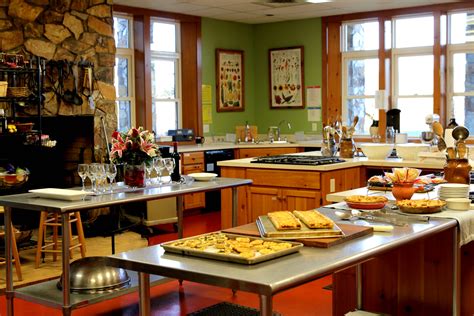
0,177,252,316
104,208,458,316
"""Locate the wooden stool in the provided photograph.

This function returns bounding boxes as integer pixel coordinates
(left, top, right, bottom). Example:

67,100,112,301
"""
35,211,86,268
0,224,22,281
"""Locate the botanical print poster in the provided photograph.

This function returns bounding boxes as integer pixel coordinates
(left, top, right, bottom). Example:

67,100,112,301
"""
269,46,304,109
216,49,244,112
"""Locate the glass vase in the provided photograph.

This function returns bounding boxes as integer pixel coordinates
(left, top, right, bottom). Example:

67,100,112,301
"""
124,163,146,188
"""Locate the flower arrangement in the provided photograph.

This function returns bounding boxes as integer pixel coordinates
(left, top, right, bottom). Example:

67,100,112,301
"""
110,127,160,165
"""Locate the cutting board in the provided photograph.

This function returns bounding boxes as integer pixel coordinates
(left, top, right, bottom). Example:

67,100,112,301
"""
222,222,373,248
235,125,258,142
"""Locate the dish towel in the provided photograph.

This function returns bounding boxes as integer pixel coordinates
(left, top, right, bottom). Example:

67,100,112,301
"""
429,210,474,246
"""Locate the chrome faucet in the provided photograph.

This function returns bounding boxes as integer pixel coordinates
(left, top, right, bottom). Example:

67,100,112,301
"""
276,120,292,141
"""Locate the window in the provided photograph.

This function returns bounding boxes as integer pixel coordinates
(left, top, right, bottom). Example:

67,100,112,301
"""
341,20,379,134
447,11,474,132
150,20,181,137
113,15,135,132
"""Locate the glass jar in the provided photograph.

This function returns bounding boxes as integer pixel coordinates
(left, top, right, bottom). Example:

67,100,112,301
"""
369,120,380,143
386,126,395,144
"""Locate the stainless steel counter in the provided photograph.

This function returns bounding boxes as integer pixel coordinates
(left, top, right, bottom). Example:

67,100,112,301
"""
105,208,458,316
0,177,252,316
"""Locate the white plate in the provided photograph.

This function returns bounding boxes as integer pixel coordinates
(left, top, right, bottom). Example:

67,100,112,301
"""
188,172,218,181
29,188,92,201
438,183,470,189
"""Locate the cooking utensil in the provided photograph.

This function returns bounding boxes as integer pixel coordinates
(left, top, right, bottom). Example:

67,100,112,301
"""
452,126,469,141
335,210,355,220
456,140,467,159
432,121,447,151
351,210,407,226
334,210,395,231
447,147,456,159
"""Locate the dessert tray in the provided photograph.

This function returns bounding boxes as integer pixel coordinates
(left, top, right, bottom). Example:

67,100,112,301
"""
256,214,344,239
161,232,303,265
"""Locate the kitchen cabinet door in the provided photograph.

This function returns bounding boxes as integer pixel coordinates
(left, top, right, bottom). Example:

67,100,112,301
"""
181,152,205,210
282,188,321,210
247,186,281,221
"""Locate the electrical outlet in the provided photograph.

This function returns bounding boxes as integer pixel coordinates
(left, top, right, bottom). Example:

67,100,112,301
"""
330,178,335,192
312,123,318,131
203,124,209,133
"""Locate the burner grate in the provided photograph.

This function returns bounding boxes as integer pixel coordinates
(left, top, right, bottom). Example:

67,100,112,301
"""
250,155,345,166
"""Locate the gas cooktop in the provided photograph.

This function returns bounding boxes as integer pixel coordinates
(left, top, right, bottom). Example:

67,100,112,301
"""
250,155,345,166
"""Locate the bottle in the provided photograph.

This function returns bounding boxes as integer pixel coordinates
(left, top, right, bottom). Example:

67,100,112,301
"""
445,117,458,148
171,140,181,182
0,109,7,134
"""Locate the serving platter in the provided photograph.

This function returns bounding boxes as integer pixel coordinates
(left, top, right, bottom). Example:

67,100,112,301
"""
29,188,92,201
161,232,303,265
256,215,344,239
188,172,218,181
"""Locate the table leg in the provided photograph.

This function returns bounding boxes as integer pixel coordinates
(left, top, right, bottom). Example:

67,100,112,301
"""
356,264,362,310
61,213,71,313
138,272,151,316
5,207,14,316
453,226,460,316
177,195,184,239
259,294,273,316
232,187,238,227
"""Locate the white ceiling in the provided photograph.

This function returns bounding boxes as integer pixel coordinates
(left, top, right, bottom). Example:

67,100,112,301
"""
113,0,461,24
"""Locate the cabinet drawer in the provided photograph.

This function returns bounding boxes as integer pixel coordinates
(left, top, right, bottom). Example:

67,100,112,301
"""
183,164,204,174
247,169,320,189
239,147,298,158
182,152,204,165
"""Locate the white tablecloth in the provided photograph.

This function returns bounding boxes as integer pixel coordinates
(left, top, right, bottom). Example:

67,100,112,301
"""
430,209,474,246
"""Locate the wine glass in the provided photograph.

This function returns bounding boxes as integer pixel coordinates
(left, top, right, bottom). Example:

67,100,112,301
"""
153,158,166,184
163,158,175,183
145,161,154,185
105,163,117,192
77,164,89,191
88,163,101,193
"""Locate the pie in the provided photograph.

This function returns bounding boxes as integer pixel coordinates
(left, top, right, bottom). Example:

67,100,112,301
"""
396,199,446,208
344,195,388,203
267,211,302,230
293,210,334,229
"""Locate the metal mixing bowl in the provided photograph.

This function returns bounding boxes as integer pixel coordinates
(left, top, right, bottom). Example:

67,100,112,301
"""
421,131,435,143
57,256,131,294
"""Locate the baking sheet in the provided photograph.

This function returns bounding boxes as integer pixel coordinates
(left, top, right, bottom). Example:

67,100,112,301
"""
161,232,303,265
256,216,344,239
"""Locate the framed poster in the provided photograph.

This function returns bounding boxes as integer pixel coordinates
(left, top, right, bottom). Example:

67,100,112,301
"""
216,49,244,112
269,46,304,109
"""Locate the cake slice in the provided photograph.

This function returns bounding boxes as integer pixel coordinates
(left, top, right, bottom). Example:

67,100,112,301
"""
293,210,334,229
267,211,301,230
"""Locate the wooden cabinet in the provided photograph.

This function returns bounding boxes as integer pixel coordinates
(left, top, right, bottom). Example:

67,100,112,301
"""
220,166,363,228
247,186,320,221
237,147,299,158
181,151,205,210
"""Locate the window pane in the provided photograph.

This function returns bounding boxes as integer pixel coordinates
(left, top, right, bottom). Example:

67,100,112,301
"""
347,59,379,96
117,101,131,132
346,98,376,134
395,16,433,48
398,55,433,95
113,17,130,49
115,57,129,97
450,12,474,44
151,59,176,99
151,21,176,52
343,21,379,51
385,20,391,50
153,101,177,136
452,96,474,132
397,97,433,136
453,53,474,93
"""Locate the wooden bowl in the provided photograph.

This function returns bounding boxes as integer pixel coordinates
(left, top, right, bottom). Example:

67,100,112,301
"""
15,122,34,132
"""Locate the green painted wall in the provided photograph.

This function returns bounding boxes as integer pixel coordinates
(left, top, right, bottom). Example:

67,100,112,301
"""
201,17,323,137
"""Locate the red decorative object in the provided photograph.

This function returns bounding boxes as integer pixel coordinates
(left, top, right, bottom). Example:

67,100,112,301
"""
392,182,416,201
124,163,146,188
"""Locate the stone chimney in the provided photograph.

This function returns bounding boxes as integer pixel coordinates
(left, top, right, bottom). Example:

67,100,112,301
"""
0,0,116,161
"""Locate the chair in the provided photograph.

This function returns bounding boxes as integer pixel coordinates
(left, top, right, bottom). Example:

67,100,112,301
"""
0,223,22,281
35,211,86,268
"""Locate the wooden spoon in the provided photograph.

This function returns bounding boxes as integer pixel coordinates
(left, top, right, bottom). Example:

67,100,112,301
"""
447,147,456,159
432,122,446,151
457,140,467,159
341,126,348,139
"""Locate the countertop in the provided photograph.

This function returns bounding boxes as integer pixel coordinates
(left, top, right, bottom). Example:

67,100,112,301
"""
176,140,323,153
217,151,452,171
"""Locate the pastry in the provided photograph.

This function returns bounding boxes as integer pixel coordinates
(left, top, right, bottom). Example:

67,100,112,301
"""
293,210,334,229
344,195,388,203
267,211,302,230
396,199,446,208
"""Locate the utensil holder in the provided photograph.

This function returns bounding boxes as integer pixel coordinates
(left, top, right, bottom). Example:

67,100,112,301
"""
443,158,471,184
340,138,355,158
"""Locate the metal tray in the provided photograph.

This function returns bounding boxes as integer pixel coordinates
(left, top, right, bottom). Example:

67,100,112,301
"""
161,232,303,265
256,216,344,239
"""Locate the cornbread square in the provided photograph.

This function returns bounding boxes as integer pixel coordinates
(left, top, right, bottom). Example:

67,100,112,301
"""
293,210,334,229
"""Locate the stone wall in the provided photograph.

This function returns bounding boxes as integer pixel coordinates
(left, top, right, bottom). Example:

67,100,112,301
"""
0,0,116,161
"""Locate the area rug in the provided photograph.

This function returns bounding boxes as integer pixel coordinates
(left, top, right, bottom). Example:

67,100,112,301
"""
188,302,281,316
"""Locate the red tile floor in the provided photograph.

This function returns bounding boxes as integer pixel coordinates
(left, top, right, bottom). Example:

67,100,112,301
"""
1,211,333,315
